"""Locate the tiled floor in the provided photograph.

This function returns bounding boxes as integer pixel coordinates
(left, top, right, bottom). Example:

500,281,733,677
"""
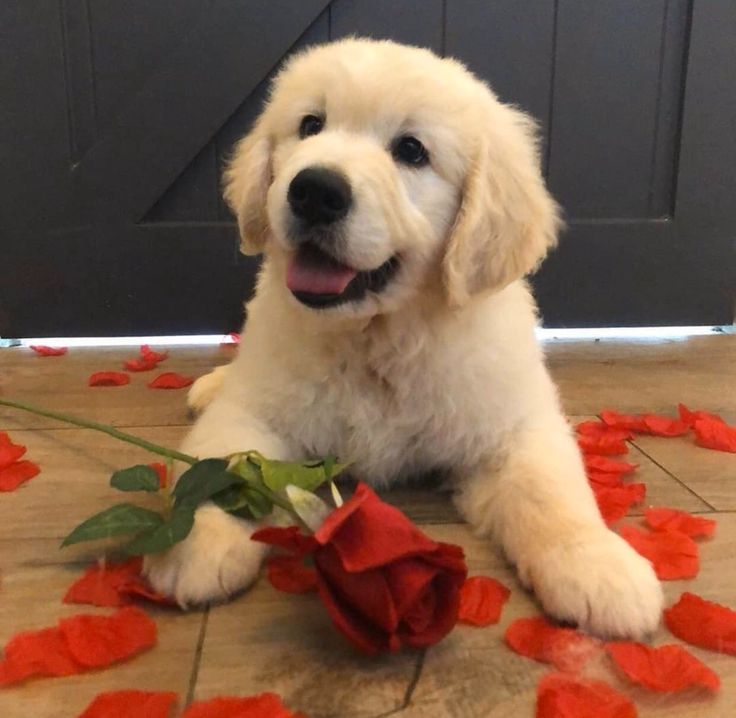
1,335,734,717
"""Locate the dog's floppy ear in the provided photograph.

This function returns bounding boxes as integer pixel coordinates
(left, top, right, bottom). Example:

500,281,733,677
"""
442,105,561,305
223,119,271,255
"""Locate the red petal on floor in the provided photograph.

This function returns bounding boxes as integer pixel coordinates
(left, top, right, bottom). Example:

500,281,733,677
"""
505,616,601,672
182,693,305,718
123,356,160,372
607,641,720,692
140,345,168,363
536,673,637,718
149,462,169,489
0,441,26,471
645,507,716,539
577,434,629,456
587,471,624,489
265,556,318,594
0,460,41,492
584,455,638,476
601,409,690,437
89,371,130,387
29,345,68,356
640,414,690,437
620,526,699,580
575,420,633,442
78,690,178,718
664,592,736,655
678,403,725,428
593,483,646,526
0,626,81,685
148,372,194,390
693,416,736,453
458,576,511,626
64,559,142,607
60,606,157,668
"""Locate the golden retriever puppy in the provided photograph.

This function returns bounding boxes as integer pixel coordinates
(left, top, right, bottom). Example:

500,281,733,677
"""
145,38,662,638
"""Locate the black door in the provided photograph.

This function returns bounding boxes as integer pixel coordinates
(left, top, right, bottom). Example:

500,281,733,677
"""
1,0,734,336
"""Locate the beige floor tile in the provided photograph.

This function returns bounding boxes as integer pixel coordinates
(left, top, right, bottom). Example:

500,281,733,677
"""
0,345,230,430
632,435,735,511
0,564,204,718
193,581,419,717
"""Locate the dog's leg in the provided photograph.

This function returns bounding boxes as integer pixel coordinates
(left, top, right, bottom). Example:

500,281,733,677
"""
455,413,663,639
187,364,231,413
143,395,290,607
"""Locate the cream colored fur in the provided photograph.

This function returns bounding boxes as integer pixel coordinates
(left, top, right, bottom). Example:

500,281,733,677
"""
144,39,662,638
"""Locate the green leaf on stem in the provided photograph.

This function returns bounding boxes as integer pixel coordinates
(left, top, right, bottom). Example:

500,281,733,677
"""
172,458,243,507
259,457,348,494
110,465,161,492
61,504,163,546
213,484,273,519
122,502,196,555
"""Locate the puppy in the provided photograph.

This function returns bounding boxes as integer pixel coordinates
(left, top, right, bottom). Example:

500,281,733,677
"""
145,39,662,638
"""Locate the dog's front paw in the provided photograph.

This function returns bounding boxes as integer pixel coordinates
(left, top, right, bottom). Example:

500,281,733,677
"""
525,529,663,639
142,504,267,607
187,365,230,413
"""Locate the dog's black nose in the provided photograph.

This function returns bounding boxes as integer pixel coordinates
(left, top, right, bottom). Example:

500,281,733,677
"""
287,168,352,225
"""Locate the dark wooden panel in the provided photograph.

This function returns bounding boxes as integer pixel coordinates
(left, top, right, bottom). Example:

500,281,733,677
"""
67,0,332,226
148,8,330,224
547,0,680,219
444,0,555,142
330,0,444,52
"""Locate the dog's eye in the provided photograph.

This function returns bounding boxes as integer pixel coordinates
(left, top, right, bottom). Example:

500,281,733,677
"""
299,114,324,139
392,135,429,167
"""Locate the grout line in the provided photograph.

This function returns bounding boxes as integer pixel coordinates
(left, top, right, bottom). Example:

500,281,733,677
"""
630,440,717,511
185,608,210,707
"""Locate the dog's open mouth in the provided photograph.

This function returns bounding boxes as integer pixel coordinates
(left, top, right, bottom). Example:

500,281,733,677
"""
286,242,399,308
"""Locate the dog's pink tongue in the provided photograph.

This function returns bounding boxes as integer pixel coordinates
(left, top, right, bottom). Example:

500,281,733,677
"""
286,247,358,295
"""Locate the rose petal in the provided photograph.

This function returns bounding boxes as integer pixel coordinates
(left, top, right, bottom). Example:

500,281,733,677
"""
148,372,194,390
458,576,511,626
576,420,633,442
314,482,439,572
593,483,646,526
664,592,736,655
600,410,648,433
644,507,716,539
601,409,689,437
678,403,725,428
89,371,130,387
0,460,41,492
505,616,600,672
0,441,27,471
140,345,168,363
30,345,67,356
620,526,699,580
182,693,304,718
251,526,318,557
587,471,625,489
123,356,160,372
265,556,318,594
693,417,736,453
149,462,169,489
0,626,80,685
577,434,629,456
536,673,637,718
63,559,143,608
584,455,638,476
60,606,157,668
78,690,178,718
607,641,720,692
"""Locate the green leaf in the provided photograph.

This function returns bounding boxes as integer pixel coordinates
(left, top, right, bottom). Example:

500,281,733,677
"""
259,458,346,493
110,464,160,492
212,484,273,519
172,458,243,508
122,503,196,555
62,504,164,547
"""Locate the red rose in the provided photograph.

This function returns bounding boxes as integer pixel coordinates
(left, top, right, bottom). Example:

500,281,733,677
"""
253,483,467,655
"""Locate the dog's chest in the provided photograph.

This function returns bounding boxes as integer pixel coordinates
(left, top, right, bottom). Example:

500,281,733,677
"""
267,332,495,483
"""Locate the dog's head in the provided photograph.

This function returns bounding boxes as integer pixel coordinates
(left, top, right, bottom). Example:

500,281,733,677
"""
225,39,560,314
